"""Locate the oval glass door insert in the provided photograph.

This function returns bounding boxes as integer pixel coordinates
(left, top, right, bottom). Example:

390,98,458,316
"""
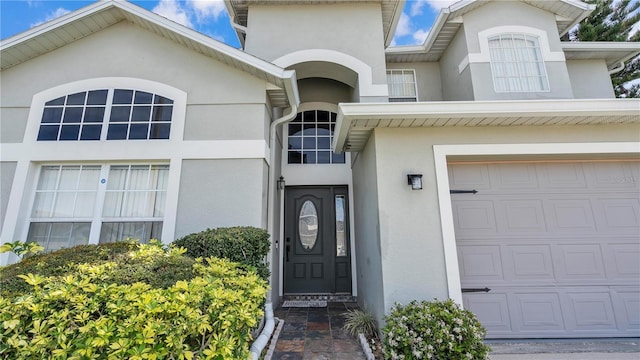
299,200,318,250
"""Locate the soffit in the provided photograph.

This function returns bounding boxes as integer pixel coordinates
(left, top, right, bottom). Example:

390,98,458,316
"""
385,0,593,63
226,0,404,46
1,0,295,108
334,99,640,152
562,42,640,69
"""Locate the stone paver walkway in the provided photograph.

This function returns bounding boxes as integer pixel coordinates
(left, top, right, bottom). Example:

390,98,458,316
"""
272,301,367,359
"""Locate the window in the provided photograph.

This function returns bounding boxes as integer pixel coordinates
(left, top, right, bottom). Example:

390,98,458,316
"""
288,110,345,164
27,164,168,251
386,69,417,102
37,89,173,141
488,34,549,92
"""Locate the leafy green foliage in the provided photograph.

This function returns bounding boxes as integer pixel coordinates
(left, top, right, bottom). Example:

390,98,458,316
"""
172,226,271,281
382,299,491,360
0,241,137,297
564,0,640,97
0,241,44,258
0,246,268,359
343,309,379,339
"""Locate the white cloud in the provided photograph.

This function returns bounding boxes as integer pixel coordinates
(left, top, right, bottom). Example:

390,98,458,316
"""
152,0,193,28
31,7,70,27
187,0,226,22
395,12,412,37
411,0,460,16
413,29,429,43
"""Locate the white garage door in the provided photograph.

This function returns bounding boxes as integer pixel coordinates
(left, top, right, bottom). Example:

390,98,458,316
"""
450,161,640,338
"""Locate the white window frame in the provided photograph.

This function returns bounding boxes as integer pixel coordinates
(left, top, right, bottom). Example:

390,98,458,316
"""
386,69,418,102
26,162,170,250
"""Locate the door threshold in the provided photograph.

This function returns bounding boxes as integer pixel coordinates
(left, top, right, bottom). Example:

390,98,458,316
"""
282,294,356,302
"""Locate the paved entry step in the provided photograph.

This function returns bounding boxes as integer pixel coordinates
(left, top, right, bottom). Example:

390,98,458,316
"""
282,294,357,303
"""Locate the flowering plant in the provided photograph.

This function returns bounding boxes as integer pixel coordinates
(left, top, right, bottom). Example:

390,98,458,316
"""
382,299,491,360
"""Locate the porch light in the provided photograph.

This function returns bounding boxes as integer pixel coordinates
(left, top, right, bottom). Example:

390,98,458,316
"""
407,174,423,190
277,176,286,190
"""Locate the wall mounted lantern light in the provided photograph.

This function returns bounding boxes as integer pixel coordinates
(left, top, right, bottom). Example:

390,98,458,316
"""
277,176,286,190
407,174,423,190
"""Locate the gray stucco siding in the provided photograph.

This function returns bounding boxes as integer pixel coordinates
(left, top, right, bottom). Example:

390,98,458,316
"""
567,60,616,99
184,104,269,141
0,108,29,143
0,162,17,228
245,4,388,85
298,78,354,105
175,159,267,239
439,28,473,101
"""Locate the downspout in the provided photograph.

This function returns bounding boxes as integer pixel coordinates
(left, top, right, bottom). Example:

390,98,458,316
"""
251,71,298,360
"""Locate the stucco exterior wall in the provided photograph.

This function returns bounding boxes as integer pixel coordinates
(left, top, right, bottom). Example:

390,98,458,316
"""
351,136,386,326
386,62,443,101
370,123,640,315
244,4,387,86
0,108,28,143
175,159,267,237
462,1,574,100
0,162,17,228
298,78,353,105
439,28,473,101
567,60,616,99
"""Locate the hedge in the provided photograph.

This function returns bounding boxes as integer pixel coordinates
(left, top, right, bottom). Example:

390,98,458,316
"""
172,226,270,281
0,246,268,359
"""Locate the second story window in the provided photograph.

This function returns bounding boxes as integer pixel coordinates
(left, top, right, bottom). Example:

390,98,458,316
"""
387,69,418,102
488,34,549,92
37,89,173,141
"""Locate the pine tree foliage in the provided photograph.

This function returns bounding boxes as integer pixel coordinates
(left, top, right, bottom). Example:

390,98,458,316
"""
564,0,640,97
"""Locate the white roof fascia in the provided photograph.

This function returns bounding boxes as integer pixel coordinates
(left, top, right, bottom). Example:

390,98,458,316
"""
1,0,292,94
385,0,407,47
562,42,640,70
385,8,450,54
558,0,596,36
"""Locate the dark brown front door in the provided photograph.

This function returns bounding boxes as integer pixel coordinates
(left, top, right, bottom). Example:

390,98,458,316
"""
284,186,351,294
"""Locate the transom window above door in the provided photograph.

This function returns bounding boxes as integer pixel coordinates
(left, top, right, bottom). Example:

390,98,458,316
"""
37,89,173,141
288,110,345,164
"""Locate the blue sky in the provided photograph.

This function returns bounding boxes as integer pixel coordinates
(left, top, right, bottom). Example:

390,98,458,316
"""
0,0,460,47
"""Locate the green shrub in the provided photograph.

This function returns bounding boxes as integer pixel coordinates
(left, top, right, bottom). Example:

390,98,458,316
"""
0,250,268,359
172,226,271,281
343,309,379,339
0,241,137,297
382,299,491,360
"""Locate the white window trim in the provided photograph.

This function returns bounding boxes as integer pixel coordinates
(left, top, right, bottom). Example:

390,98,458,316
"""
433,142,640,307
24,77,187,145
386,69,419,102
470,26,566,64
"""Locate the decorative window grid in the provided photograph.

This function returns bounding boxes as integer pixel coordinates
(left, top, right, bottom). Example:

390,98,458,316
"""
37,89,173,141
288,110,345,164
28,164,168,251
387,69,418,102
488,34,550,92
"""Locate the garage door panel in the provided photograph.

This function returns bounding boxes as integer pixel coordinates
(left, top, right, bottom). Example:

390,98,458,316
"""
458,245,504,281
563,291,617,331
452,161,640,338
553,244,606,282
611,287,640,330
490,163,539,190
504,245,554,281
537,163,588,189
544,199,597,232
449,163,491,189
511,292,565,332
463,292,512,333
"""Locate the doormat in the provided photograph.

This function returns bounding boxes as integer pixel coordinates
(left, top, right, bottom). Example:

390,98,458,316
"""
281,300,327,308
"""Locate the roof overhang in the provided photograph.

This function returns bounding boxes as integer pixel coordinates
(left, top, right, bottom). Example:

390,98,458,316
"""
1,0,299,109
225,0,405,47
334,99,640,152
386,0,594,63
562,42,640,71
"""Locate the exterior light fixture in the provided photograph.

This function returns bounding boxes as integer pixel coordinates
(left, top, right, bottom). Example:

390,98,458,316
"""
277,176,285,190
407,174,423,190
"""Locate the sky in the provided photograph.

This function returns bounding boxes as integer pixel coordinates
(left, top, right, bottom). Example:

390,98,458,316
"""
0,0,461,47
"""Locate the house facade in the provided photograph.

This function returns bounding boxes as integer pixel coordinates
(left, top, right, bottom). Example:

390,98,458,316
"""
1,0,639,339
